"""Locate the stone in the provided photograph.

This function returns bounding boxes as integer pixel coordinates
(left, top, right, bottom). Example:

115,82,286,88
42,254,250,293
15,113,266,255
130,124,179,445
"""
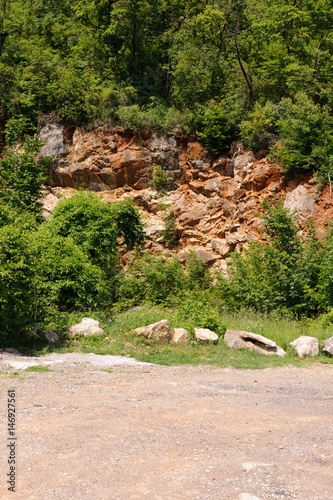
42,192,60,215
172,328,189,343
68,318,104,338
284,185,316,218
290,336,319,358
133,320,171,340
194,328,219,344
224,329,287,357
194,248,219,265
323,336,333,356
27,323,41,336
42,330,59,343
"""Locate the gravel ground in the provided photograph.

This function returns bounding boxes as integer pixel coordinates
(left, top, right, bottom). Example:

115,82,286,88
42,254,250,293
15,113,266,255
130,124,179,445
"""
0,352,332,499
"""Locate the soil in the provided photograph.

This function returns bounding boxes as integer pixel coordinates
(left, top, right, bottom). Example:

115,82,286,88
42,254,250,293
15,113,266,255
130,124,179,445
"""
0,352,332,500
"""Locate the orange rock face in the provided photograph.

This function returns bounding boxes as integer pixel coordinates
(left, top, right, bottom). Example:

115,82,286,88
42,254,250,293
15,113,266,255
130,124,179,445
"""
39,118,333,265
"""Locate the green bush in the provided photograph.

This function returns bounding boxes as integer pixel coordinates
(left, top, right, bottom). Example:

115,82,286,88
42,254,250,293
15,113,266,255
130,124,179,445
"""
216,203,322,315
159,209,177,248
0,136,52,219
47,192,144,270
116,254,186,306
149,165,172,192
0,222,35,344
32,227,109,313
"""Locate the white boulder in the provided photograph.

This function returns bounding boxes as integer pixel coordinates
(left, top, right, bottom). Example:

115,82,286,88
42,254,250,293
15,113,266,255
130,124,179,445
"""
68,318,104,338
290,336,319,358
194,328,218,344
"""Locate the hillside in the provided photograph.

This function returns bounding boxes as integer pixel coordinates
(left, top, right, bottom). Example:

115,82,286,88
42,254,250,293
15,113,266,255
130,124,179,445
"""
40,116,332,271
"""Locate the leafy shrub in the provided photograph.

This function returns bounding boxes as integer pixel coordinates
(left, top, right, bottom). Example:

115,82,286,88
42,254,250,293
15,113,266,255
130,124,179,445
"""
47,193,144,270
0,222,35,344
240,101,279,149
172,292,225,337
186,251,212,289
0,136,52,219
198,98,241,154
159,209,177,248
32,227,109,313
109,198,145,250
116,254,186,306
4,115,36,145
271,93,328,171
149,165,172,192
216,203,321,315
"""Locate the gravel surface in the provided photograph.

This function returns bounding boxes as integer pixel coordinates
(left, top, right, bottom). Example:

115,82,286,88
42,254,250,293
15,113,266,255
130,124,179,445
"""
0,352,332,499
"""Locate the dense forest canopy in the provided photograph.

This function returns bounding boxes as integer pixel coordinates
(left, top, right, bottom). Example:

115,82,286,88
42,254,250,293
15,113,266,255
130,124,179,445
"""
1,0,333,173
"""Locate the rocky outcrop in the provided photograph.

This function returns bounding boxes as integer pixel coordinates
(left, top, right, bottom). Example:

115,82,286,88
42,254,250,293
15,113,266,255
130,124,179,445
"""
133,320,171,340
40,116,333,264
290,336,319,358
68,318,104,338
224,329,286,356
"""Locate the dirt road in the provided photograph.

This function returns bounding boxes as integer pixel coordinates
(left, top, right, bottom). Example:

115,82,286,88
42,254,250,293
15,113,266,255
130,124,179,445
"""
0,353,332,499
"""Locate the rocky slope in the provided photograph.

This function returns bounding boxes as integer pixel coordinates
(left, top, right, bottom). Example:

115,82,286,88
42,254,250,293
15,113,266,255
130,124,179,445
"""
39,117,333,269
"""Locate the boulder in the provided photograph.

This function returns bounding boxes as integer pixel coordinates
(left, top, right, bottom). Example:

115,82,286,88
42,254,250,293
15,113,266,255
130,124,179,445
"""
290,336,319,358
194,248,219,265
42,330,59,343
224,329,287,357
195,328,219,344
133,320,171,340
172,328,189,343
27,323,41,336
284,185,316,219
68,318,104,338
323,336,333,356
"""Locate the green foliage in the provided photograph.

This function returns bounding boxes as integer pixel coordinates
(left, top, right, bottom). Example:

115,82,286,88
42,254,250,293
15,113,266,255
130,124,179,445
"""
271,93,331,171
32,226,109,313
109,198,145,250
4,115,36,145
149,165,173,192
0,136,52,219
186,251,212,290
116,254,186,306
159,209,177,249
1,0,333,171
47,192,144,269
217,203,324,316
0,221,35,344
198,99,241,154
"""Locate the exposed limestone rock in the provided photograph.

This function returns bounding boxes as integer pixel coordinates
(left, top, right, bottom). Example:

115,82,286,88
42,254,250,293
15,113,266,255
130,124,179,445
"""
290,336,319,358
42,192,60,218
224,329,287,357
38,117,332,264
195,328,219,344
323,336,333,356
233,151,255,188
194,248,219,265
42,330,59,343
68,318,104,338
172,328,189,343
39,119,65,158
134,320,171,340
284,185,316,218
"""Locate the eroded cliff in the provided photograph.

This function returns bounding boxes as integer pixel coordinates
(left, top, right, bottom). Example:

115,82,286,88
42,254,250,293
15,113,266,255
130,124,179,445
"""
40,117,333,269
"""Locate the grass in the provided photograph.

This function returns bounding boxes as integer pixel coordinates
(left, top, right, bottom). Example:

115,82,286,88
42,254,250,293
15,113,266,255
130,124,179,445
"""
9,304,333,370
25,365,52,372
